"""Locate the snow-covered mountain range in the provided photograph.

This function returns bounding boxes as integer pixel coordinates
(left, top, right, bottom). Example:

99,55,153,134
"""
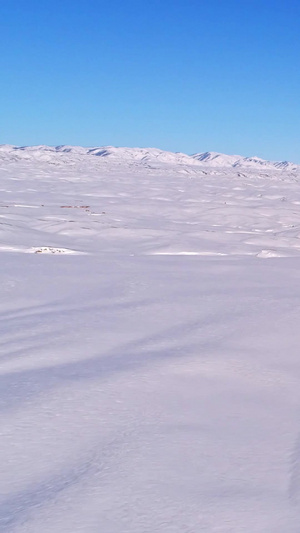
192,151,299,170
0,144,298,171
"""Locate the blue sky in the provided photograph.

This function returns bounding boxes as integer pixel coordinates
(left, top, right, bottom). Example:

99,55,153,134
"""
1,0,300,161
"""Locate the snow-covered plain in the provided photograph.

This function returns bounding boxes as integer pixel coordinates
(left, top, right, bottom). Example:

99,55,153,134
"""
1,145,300,532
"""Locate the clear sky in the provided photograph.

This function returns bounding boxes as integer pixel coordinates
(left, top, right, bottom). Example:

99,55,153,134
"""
1,0,300,161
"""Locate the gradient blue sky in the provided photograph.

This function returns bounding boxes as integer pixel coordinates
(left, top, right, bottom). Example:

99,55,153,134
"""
1,0,299,161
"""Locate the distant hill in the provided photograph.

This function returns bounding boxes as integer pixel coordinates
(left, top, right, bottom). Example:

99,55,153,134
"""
0,144,298,171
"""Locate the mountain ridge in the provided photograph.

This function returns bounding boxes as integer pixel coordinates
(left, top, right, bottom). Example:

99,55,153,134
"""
191,151,298,171
0,144,298,171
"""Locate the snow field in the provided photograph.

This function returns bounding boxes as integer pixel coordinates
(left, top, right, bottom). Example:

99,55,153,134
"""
1,146,300,531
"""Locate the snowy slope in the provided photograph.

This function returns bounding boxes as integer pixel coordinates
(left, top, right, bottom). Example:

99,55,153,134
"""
192,151,242,166
1,146,300,532
0,144,300,258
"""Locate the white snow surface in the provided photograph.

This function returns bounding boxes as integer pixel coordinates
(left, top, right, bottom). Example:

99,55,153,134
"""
1,145,300,532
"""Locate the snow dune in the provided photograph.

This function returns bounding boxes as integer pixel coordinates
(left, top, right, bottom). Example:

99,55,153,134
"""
1,146,300,532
